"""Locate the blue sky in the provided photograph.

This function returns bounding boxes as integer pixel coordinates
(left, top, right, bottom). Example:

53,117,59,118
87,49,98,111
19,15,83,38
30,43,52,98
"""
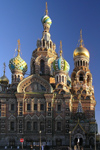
0,0,100,132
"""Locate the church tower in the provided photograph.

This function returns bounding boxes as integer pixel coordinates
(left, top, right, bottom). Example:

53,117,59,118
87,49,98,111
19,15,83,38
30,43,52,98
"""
71,30,96,120
30,2,57,81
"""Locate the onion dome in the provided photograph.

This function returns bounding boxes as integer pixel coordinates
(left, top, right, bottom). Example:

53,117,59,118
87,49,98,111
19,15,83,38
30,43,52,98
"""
53,41,70,73
41,15,52,26
73,29,90,58
0,63,9,84
41,2,52,29
9,39,27,74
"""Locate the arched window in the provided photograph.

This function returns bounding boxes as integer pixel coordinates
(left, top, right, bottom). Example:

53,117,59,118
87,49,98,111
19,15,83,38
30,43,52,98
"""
83,61,85,66
40,59,45,74
15,75,16,82
57,76,58,82
32,61,35,74
59,75,61,82
18,75,20,82
62,76,64,82
80,60,82,66
78,61,79,66
79,74,83,81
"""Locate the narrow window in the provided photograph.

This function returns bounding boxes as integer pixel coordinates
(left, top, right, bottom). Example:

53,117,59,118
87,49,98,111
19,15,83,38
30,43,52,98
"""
27,122,31,131
34,104,37,110
59,76,61,82
58,105,61,111
27,104,31,111
79,74,83,81
78,61,79,66
40,104,44,110
40,59,45,74
11,104,14,111
57,76,58,82
83,61,85,66
80,60,82,66
62,76,64,82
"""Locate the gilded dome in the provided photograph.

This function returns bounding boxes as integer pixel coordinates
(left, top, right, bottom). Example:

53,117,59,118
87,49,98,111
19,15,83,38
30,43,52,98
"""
74,29,90,59
73,45,90,58
0,63,9,84
9,53,27,74
0,74,9,84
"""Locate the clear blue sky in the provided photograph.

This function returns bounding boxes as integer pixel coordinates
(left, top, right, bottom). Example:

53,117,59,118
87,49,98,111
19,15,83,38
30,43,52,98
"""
0,0,100,132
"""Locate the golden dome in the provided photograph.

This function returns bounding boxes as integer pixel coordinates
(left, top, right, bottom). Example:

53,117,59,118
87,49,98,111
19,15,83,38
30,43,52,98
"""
73,45,90,58
73,29,90,59
0,74,9,84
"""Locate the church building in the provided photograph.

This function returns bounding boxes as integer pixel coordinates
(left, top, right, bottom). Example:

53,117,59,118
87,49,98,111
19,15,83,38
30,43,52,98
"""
0,2,97,149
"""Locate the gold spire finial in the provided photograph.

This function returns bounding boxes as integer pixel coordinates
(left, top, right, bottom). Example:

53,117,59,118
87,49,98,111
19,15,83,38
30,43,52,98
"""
3,62,6,75
45,2,48,15
80,29,83,47
60,41,63,56
17,39,20,55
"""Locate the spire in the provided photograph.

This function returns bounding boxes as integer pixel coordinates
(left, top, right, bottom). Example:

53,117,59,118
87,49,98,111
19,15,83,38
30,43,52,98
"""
17,39,20,55
60,41,63,56
79,29,83,47
45,2,48,15
3,62,6,75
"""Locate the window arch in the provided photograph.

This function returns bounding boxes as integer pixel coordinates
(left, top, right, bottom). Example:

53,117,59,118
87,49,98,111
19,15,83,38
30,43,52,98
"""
40,59,45,74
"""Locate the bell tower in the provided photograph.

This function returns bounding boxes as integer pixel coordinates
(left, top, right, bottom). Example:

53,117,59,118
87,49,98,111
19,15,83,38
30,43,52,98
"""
30,2,57,80
71,30,96,121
